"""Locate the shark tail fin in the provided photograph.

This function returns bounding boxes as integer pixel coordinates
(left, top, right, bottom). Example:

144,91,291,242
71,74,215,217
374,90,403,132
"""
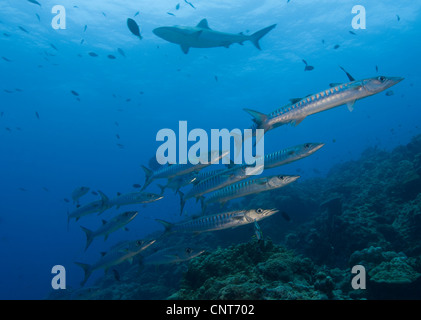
250,24,276,50
74,262,92,287
80,226,94,252
140,166,154,191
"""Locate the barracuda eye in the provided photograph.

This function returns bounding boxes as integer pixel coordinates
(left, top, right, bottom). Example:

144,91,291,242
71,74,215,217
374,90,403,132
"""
304,143,310,149
136,240,143,246
256,208,263,214
278,176,285,180
185,247,193,254
378,76,386,82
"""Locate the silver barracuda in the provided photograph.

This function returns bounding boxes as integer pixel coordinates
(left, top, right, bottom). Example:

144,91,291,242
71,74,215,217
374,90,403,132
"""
80,211,138,251
143,247,205,266
178,164,260,215
204,174,300,209
67,191,110,225
156,208,278,233
262,143,324,169
107,192,163,209
75,239,156,286
244,75,404,134
140,150,229,191
157,172,198,195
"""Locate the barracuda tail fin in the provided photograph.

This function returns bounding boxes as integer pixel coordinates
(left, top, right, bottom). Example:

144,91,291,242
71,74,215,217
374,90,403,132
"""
140,166,153,191
250,24,276,50
80,226,94,251
244,108,267,129
74,262,92,287
155,219,173,233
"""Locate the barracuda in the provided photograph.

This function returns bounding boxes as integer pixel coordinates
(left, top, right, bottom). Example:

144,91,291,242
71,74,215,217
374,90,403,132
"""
107,192,163,209
204,174,300,209
156,208,278,233
140,150,229,191
178,164,260,215
245,75,404,134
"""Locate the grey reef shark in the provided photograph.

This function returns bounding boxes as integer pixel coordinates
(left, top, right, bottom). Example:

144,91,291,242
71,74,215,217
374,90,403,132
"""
153,19,276,54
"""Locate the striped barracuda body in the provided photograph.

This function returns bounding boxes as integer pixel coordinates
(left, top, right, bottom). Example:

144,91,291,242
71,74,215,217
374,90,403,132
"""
141,151,229,191
156,208,278,233
108,192,163,209
204,174,300,208
245,76,404,134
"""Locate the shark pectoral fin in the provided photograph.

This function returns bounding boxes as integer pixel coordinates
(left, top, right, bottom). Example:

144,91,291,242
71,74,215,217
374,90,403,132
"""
181,44,190,54
347,100,356,112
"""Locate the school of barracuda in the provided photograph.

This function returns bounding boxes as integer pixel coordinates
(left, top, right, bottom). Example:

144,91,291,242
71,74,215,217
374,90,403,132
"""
64,30,403,287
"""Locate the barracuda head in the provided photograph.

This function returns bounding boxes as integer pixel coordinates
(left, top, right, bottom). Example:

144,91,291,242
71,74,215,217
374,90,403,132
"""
268,175,300,188
300,142,325,155
362,76,404,94
246,208,279,222
137,192,164,203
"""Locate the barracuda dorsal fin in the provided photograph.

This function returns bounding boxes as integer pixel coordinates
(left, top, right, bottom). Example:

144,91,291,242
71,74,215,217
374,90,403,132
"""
289,98,302,104
329,83,343,88
197,19,211,29
339,66,355,82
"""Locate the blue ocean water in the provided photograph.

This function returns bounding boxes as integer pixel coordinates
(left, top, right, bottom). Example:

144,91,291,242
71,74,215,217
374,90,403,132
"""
0,0,420,299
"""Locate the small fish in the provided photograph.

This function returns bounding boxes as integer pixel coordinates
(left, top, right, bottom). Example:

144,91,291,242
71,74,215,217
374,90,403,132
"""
64,198,70,203
302,59,314,71
5,127,12,132
116,134,120,139
88,52,98,57
254,221,263,242
102,12,107,17
3,33,11,37
132,184,142,189
139,91,144,95
19,187,28,192
281,211,291,222
18,26,29,33
80,39,84,45
385,90,394,96
35,112,40,119
134,11,140,17
107,55,116,60
71,90,79,96
50,43,58,51
127,18,142,39
84,25,88,32
214,75,218,82
349,30,356,35
112,269,120,281
376,65,379,73
117,143,125,149
396,15,400,22
167,12,175,16
334,44,340,50
42,187,49,192
27,0,41,6
35,14,40,22
15,88,23,92
114,121,119,126
118,48,126,57
176,3,180,10
184,0,196,9
4,89,13,93
2,57,12,62
126,98,131,102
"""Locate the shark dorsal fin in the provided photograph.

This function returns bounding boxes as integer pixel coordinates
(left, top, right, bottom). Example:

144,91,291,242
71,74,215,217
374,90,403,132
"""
197,19,210,29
